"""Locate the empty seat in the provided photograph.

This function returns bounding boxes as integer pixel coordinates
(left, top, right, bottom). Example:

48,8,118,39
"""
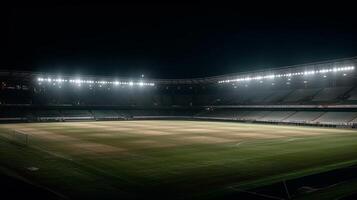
313,112,357,124
196,109,237,119
264,90,292,103
238,111,271,121
283,88,320,102
347,88,357,100
312,87,350,101
259,111,296,122
245,91,273,104
283,111,325,123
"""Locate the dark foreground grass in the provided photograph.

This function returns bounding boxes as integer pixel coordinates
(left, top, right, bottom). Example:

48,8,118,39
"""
0,121,357,199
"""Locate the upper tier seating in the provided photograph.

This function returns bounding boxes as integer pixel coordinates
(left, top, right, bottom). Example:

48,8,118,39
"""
312,87,351,102
283,88,321,103
347,87,357,100
263,90,292,103
246,91,274,104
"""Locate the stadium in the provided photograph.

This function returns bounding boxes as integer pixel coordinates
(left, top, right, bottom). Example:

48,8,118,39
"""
1,57,357,199
3,2,357,199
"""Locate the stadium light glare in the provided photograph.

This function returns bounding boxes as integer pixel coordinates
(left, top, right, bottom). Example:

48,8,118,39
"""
304,71,315,75
36,76,155,87
218,65,355,84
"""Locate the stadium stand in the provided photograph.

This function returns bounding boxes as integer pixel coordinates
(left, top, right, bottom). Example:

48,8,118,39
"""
0,106,27,121
61,110,94,120
196,109,239,119
263,90,292,103
258,111,296,122
238,111,272,121
0,57,357,127
347,87,357,100
282,111,325,123
92,110,123,120
246,91,273,104
283,88,321,103
313,112,357,125
312,87,351,102
33,109,62,121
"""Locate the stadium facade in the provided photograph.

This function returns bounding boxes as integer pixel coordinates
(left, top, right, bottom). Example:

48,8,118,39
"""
1,57,357,127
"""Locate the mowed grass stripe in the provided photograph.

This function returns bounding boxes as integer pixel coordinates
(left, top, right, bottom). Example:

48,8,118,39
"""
1,120,357,199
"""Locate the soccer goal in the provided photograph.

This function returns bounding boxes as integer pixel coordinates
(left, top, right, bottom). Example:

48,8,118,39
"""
11,130,29,146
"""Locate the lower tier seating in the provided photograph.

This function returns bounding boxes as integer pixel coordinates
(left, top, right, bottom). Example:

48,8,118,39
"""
1,106,357,127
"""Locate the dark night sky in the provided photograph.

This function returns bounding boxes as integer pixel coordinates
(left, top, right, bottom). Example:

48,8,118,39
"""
1,2,357,78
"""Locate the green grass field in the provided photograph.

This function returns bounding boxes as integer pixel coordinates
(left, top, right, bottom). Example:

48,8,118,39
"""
1,120,357,199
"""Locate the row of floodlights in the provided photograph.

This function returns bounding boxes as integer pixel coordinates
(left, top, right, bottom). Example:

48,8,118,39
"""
218,66,355,83
37,78,155,86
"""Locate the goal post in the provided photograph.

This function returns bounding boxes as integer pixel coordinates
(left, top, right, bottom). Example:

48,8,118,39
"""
12,129,29,146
